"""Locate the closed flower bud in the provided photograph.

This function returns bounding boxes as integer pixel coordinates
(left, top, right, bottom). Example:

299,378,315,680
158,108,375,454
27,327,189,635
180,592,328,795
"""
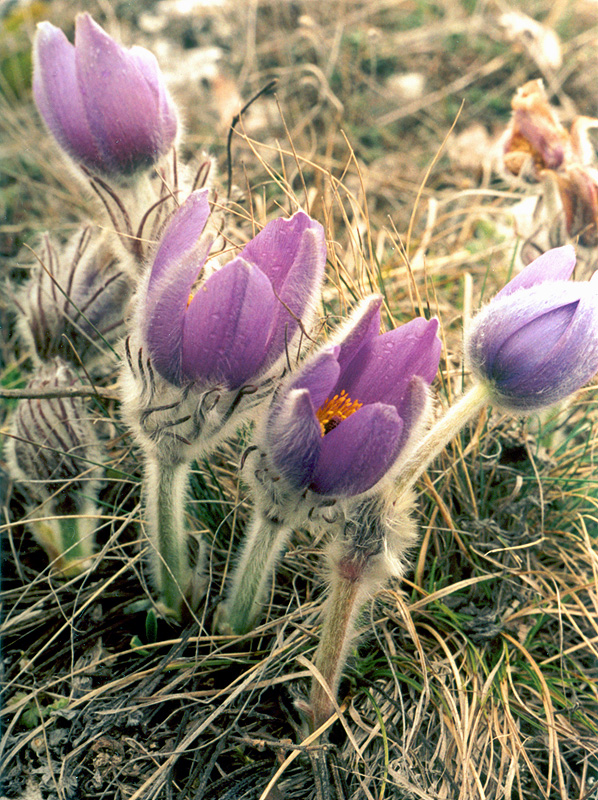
465,245,598,411
6,360,103,573
15,228,130,368
33,13,178,179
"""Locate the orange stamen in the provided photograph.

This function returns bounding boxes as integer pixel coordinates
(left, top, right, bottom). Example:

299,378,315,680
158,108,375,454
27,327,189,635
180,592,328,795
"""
316,390,362,436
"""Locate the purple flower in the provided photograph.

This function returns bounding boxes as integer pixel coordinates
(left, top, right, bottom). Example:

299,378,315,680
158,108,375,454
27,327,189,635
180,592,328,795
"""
264,297,442,497
466,245,598,410
141,190,327,390
33,13,177,178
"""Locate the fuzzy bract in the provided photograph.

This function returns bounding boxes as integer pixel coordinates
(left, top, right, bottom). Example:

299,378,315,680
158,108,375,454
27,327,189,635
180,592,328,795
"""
466,245,598,410
141,190,327,390
17,228,129,367
264,296,442,497
33,13,177,178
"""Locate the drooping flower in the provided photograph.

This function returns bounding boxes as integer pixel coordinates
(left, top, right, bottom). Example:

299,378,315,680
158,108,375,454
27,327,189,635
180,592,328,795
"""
263,296,442,497
15,227,130,368
503,80,570,178
465,245,598,411
140,189,327,391
33,13,177,178
551,164,598,246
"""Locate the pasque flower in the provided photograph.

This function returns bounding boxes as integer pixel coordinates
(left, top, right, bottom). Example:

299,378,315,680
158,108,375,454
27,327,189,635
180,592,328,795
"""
121,189,326,619
220,297,440,635
140,189,327,391
466,245,598,411
33,13,177,178
264,295,442,497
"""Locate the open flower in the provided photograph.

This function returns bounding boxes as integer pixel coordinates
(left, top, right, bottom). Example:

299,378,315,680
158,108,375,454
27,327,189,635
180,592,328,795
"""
140,189,327,390
121,190,326,618
220,298,440,635
263,296,442,497
466,245,598,411
33,13,177,178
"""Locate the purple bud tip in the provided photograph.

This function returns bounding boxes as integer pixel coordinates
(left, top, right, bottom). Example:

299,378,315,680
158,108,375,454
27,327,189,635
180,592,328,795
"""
141,202,327,390
33,14,178,178
466,247,598,410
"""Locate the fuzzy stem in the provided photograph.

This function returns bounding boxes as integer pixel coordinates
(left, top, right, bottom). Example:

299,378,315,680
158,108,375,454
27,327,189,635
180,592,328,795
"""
223,510,292,635
59,516,88,562
395,382,490,498
144,457,192,619
309,572,365,732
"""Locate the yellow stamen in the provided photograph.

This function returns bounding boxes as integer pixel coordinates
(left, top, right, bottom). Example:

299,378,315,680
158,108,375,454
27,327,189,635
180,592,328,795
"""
316,390,362,436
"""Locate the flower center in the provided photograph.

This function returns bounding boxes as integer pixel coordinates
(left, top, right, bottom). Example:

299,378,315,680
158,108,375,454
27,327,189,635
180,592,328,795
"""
316,390,362,436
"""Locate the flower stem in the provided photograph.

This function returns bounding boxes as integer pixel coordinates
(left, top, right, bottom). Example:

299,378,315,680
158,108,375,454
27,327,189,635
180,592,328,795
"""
223,510,292,635
144,457,192,619
309,570,365,732
395,381,490,498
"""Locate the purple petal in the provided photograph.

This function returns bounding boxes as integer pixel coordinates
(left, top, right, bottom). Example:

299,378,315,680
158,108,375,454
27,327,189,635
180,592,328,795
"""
263,225,328,360
143,191,212,383
75,13,166,173
285,348,341,412
492,303,578,388
311,403,403,496
267,389,322,489
181,258,277,388
337,317,441,410
239,211,324,294
128,45,178,148
33,22,100,167
496,245,576,299
393,375,430,456
335,295,382,375
148,190,211,295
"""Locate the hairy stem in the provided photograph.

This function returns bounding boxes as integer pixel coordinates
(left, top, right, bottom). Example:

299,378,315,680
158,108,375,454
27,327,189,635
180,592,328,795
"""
144,457,192,619
309,571,365,732
223,510,292,634
395,381,490,498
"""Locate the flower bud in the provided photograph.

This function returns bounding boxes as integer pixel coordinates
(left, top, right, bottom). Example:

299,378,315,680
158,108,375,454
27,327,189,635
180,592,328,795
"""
33,13,178,179
465,245,598,411
139,190,326,391
6,360,103,572
16,228,130,368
